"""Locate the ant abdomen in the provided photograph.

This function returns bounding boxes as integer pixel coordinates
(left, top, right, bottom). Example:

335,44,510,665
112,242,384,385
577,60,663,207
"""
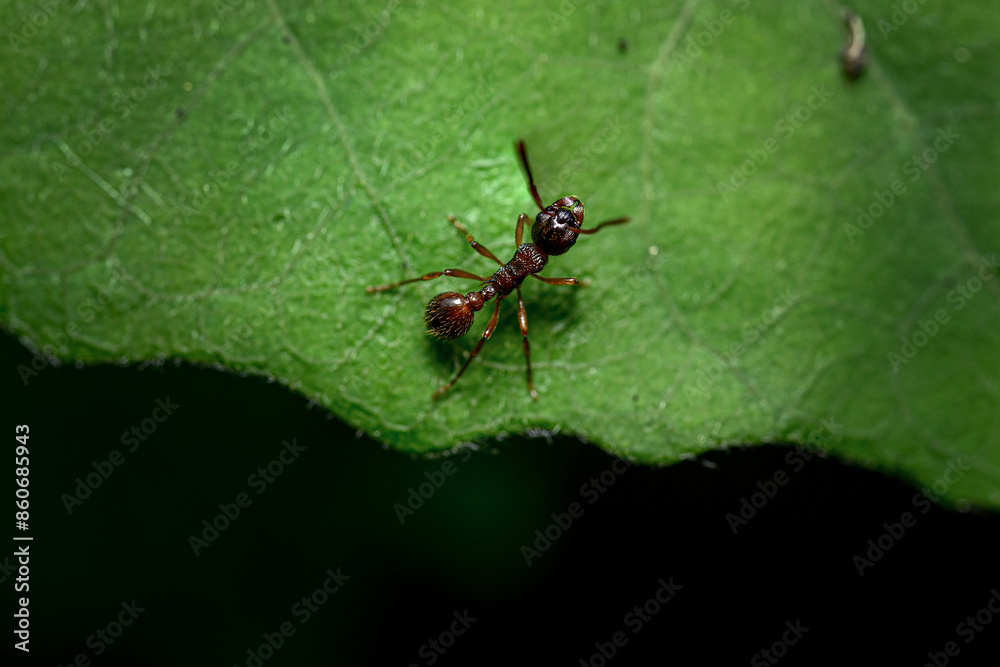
424,291,483,340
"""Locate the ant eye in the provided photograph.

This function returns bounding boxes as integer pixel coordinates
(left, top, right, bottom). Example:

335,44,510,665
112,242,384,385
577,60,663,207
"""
555,209,578,227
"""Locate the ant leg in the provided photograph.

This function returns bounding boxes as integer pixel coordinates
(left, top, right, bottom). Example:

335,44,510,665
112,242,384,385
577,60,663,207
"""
514,213,531,246
576,216,630,235
530,274,590,287
433,297,503,399
516,140,545,211
449,215,504,266
516,287,537,401
366,268,485,293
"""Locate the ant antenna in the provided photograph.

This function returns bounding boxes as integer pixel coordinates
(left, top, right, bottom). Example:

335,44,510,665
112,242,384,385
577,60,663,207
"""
516,140,545,211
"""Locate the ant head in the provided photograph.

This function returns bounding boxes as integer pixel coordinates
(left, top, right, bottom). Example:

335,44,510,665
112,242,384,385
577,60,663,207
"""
531,196,584,256
425,292,482,340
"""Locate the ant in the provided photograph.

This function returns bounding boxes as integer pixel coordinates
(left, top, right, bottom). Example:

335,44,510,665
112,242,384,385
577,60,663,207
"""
366,140,629,400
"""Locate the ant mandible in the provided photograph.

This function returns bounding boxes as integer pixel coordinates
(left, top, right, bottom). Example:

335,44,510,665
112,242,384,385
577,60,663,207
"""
366,140,630,400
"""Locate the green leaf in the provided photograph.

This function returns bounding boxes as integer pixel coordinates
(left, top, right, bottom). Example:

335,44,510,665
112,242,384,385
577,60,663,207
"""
2,0,997,508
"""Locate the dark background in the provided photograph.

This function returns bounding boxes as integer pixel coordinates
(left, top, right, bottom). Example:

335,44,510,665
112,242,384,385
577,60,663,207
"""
4,330,999,666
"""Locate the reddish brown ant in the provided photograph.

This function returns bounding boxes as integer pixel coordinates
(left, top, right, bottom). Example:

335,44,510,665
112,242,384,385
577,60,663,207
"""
366,140,629,400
